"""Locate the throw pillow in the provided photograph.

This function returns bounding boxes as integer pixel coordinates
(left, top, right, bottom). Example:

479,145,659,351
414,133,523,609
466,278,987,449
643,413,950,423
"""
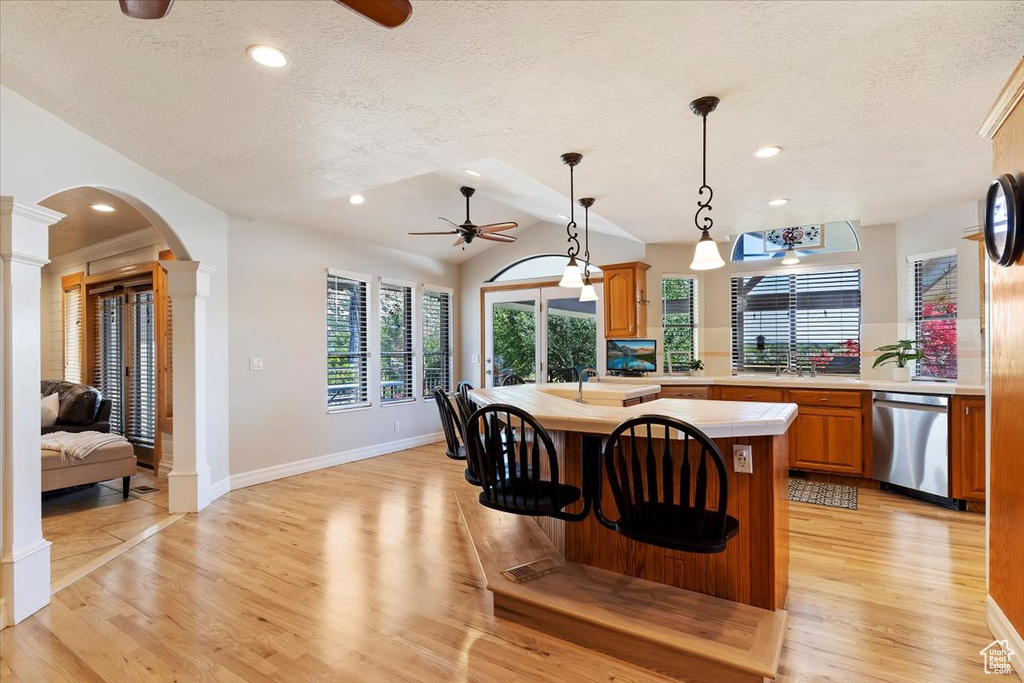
41,392,59,428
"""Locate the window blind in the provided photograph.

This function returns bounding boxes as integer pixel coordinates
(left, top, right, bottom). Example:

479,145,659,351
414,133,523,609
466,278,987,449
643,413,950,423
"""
662,277,697,372
327,272,370,409
422,288,452,397
94,294,125,434
128,290,156,445
63,285,83,383
911,253,957,379
731,269,861,374
380,280,414,403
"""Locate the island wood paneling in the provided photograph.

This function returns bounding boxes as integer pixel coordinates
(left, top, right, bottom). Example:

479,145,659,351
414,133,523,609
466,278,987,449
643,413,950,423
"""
539,431,789,610
988,81,1024,638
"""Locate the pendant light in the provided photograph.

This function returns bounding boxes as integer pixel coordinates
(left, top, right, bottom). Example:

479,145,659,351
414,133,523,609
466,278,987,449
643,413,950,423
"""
688,96,726,270
780,227,801,265
578,197,598,302
558,152,585,288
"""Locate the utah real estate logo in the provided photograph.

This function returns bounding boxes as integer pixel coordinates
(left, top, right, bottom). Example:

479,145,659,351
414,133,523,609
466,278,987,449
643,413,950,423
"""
980,640,1016,675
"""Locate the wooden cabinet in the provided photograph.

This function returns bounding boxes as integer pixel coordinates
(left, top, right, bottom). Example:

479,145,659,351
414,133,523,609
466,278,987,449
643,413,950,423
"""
952,395,986,502
601,261,650,338
717,386,785,403
658,385,710,400
789,406,863,474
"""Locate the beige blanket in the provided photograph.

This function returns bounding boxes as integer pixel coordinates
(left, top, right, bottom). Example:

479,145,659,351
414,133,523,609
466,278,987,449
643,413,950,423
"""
41,431,130,463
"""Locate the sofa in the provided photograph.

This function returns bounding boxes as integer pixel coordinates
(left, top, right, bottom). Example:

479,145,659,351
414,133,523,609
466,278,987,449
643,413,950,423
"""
40,379,112,435
42,441,136,499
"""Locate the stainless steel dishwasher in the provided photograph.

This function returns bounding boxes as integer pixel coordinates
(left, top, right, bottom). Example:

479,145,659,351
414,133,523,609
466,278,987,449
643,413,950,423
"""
871,391,957,507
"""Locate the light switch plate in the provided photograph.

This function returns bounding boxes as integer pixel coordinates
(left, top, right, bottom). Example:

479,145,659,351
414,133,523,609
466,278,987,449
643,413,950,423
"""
249,357,264,371
733,444,753,474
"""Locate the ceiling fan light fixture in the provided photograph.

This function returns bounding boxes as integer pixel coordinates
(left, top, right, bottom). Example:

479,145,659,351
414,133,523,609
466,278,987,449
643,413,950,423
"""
349,194,365,205
247,45,289,68
690,230,725,270
90,204,116,213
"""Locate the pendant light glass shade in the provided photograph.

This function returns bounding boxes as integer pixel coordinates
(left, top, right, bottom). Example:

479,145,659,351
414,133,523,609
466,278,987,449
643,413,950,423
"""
579,283,598,302
559,256,584,288
690,231,725,270
781,247,800,266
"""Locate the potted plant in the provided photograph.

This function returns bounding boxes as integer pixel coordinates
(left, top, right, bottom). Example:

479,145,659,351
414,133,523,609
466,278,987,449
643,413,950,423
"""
688,358,705,377
872,340,923,382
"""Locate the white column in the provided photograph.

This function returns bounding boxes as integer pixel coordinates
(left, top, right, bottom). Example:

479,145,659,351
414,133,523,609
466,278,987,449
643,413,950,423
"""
162,260,215,513
1,197,63,626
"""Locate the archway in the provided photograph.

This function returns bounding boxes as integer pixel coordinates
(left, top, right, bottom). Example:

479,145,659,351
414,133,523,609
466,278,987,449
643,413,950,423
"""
1,185,210,627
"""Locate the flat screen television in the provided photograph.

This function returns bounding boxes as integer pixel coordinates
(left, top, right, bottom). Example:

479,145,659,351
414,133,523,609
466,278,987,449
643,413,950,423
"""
606,339,657,375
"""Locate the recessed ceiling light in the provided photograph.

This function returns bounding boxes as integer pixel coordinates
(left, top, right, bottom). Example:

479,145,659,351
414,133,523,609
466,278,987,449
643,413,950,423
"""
768,198,789,206
557,214,569,220
247,45,289,68
90,204,115,212
349,194,365,205
755,146,782,158
464,169,483,177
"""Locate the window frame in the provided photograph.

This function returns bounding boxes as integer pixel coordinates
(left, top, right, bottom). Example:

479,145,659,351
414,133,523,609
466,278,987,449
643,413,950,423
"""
326,268,372,413
661,274,699,374
422,285,454,400
730,264,863,375
378,277,417,406
61,272,86,384
908,249,958,380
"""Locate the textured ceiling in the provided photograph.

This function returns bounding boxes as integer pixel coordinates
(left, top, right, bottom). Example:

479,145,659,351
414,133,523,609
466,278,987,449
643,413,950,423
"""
2,0,1022,259
40,187,153,257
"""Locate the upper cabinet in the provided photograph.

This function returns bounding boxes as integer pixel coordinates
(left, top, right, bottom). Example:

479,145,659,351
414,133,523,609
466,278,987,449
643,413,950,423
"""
601,261,650,338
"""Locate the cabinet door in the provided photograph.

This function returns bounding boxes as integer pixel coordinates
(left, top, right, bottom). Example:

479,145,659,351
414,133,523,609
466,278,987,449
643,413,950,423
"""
603,267,637,338
790,406,863,474
952,396,986,502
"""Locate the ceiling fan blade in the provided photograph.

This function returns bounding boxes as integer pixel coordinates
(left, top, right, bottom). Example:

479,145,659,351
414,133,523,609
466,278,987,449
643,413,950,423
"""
453,236,465,247
478,233,517,243
477,221,519,234
409,231,457,236
438,217,462,230
119,0,173,19
334,0,412,28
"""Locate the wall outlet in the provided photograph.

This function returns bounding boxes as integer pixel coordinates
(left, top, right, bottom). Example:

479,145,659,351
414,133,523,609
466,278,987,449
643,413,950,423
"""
249,357,264,371
733,444,753,474
394,421,401,434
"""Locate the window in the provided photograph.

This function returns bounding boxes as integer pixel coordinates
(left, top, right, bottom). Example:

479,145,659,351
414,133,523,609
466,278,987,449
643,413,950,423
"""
662,276,697,372
327,271,369,409
731,269,861,374
380,280,414,403
731,221,861,262
910,252,957,379
62,273,85,383
489,254,603,283
422,287,453,397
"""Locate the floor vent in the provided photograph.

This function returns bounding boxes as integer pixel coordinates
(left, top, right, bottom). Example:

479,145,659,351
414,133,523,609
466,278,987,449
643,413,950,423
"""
132,485,159,493
502,558,560,583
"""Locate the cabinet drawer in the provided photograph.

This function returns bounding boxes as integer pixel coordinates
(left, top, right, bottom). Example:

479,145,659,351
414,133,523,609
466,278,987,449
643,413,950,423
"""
659,386,710,400
788,389,863,408
718,386,785,402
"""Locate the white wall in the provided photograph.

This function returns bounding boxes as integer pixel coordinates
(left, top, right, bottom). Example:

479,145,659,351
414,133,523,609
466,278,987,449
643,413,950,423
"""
458,221,646,383
227,218,459,479
0,86,231,485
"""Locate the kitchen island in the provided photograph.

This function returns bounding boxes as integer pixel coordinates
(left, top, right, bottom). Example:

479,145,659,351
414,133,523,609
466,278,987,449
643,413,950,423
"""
468,383,796,610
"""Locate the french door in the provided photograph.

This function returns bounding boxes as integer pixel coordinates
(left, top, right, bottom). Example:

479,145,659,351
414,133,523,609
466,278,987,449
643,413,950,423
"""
483,285,605,387
92,285,157,462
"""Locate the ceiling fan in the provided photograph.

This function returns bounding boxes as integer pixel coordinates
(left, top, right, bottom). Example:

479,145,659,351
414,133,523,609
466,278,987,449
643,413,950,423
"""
409,186,519,249
118,0,412,29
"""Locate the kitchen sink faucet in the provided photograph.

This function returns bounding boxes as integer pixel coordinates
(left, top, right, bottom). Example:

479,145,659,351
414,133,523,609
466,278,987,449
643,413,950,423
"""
576,368,600,403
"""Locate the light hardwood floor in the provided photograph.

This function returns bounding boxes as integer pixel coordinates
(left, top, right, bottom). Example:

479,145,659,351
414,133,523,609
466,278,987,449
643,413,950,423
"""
2,444,992,682
43,469,174,589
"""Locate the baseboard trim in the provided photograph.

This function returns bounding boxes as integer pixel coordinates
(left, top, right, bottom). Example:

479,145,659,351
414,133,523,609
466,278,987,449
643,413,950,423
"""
209,477,231,502
988,595,1024,680
228,432,444,492
0,597,7,630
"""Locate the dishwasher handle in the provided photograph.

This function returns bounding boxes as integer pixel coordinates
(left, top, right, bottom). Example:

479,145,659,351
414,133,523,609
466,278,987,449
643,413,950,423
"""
873,399,948,414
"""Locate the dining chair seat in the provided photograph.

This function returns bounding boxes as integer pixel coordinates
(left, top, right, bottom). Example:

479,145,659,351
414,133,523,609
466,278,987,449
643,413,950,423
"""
479,479,582,517
614,501,739,554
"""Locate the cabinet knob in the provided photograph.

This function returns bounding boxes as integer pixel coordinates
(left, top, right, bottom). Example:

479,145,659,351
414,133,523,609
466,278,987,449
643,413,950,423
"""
820,397,829,402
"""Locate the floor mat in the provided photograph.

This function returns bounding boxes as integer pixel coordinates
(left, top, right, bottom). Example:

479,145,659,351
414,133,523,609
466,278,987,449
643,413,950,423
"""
788,478,858,510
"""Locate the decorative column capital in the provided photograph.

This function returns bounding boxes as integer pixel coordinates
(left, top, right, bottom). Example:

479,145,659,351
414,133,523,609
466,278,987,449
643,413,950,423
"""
163,260,216,300
0,196,64,266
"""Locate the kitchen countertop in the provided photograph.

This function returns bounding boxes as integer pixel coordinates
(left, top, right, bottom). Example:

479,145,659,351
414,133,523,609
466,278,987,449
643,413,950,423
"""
539,381,660,403
469,384,797,439
599,373,985,396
